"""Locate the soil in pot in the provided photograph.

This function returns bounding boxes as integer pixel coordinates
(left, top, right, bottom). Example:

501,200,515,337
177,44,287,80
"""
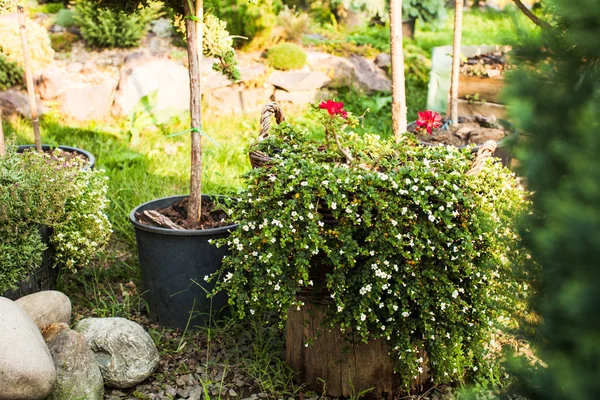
410,115,507,147
136,197,230,230
460,49,511,78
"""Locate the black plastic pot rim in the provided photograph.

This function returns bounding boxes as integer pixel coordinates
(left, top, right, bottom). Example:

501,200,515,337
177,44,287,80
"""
18,144,96,170
409,118,517,150
130,195,238,236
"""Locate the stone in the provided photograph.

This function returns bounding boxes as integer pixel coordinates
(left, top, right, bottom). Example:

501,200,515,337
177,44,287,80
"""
312,54,392,93
75,317,160,389
206,86,242,115
112,58,190,117
0,90,46,119
188,386,203,400
151,18,174,38
81,61,98,74
274,89,318,105
0,297,56,400
37,66,66,100
45,324,104,400
374,53,391,70
238,64,267,83
67,62,83,73
61,74,117,121
15,290,71,331
267,71,330,92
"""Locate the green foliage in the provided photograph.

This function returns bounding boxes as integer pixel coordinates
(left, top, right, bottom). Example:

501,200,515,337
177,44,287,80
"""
73,0,158,49
275,6,310,43
214,105,530,388
504,0,600,398
403,0,447,25
267,42,307,70
29,2,65,15
49,31,79,53
203,14,240,81
53,8,76,27
0,145,111,293
0,52,22,90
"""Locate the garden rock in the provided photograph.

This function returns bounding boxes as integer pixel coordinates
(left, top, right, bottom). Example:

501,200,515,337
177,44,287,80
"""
112,58,190,117
375,53,391,70
0,89,46,119
37,66,66,100
45,323,104,400
75,317,159,388
15,290,71,331
61,74,117,121
151,18,174,38
274,89,318,105
0,297,56,400
267,71,330,92
312,54,391,92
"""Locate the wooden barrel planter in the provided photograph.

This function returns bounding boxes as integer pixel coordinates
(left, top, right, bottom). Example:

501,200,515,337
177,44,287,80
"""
286,304,429,399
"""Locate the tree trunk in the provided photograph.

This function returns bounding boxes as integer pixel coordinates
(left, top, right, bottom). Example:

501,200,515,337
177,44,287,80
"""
185,0,203,224
390,0,407,142
449,0,464,127
0,109,4,157
17,5,42,151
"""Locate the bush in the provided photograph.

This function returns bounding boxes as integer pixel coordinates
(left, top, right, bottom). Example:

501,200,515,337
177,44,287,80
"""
53,8,76,28
403,0,447,25
0,52,23,91
267,42,307,70
0,146,111,293
0,16,54,71
50,31,79,53
215,103,530,388
73,0,158,49
275,6,310,43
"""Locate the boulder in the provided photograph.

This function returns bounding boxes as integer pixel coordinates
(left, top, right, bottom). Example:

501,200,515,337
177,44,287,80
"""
61,74,117,121
374,53,391,70
267,71,330,92
312,54,392,93
112,58,190,117
37,66,66,100
15,290,71,331
45,323,104,400
0,90,46,119
274,89,318,105
75,317,159,388
0,297,56,400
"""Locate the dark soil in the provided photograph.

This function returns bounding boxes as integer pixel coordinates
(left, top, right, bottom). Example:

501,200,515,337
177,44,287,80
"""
460,50,510,77
411,115,507,147
19,147,89,164
139,197,232,230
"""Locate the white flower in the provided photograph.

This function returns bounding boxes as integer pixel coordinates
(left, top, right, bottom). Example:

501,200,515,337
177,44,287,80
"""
412,185,418,191
337,305,343,312
440,302,446,310
331,202,337,210
268,175,276,182
360,313,366,321
473,366,478,371
204,275,210,282
452,290,459,298
301,181,308,186
224,272,233,282
402,311,410,318
391,219,397,226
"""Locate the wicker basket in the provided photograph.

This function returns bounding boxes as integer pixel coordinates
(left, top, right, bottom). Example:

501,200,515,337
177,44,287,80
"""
249,102,286,169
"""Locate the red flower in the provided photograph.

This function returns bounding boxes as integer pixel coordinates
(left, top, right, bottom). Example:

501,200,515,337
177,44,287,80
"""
319,100,348,119
416,110,442,134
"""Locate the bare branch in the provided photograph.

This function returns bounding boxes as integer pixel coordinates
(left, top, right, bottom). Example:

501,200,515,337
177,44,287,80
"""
512,0,551,29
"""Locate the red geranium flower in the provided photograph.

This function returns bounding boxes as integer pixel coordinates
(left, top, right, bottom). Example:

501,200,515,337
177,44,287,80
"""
416,110,442,134
319,100,348,119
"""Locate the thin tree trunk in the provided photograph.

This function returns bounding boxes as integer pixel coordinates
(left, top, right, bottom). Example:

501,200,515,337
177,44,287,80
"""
17,6,41,152
185,0,203,224
449,0,464,127
0,109,5,157
390,0,407,142
512,0,550,29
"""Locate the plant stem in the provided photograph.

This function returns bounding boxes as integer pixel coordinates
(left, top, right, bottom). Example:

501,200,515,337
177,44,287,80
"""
17,5,41,151
449,0,464,127
512,0,551,29
390,0,407,142
0,109,4,157
185,0,203,224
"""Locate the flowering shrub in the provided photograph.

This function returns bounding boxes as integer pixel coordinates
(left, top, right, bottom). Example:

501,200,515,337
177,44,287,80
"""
0,145,112,293
214,102,530,387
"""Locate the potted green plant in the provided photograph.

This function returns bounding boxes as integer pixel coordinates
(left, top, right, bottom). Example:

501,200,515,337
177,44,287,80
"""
0,143,111,299
95,0,241,329
214,100,530,396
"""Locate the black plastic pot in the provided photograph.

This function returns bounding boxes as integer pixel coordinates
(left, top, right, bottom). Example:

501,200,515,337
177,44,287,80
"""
17,144,96,170
409,118,518,168
130,195,238,330
402,18,417,39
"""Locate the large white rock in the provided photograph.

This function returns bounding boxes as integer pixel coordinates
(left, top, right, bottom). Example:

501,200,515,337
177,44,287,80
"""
61,74,118,121
15,290,71,331
0,297,56,400
311,54,392,93
112,58,190,117
75,317,159,388
45,323,104,400
36,66,66,100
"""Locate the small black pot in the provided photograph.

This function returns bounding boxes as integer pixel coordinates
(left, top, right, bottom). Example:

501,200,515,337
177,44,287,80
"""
17,144,96,170
409,118,518,168
402,18,417,39
130,195,238,330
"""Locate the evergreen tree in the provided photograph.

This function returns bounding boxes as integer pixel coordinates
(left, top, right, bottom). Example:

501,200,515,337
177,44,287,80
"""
505,0,600,398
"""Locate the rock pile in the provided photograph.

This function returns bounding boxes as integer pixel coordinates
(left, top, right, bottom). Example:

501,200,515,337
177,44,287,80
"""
0,291,160,400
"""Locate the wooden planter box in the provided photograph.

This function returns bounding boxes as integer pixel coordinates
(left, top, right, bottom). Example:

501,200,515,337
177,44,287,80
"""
458,74,504,104
286,303,429,399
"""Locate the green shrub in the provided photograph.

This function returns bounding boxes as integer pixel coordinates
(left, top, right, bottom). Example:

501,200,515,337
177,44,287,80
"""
403,0,447,25
0,145,112,293
50,31,79,53
267,42,307,70
29,2,66,16
275,6,310,43
73,0,158,49
0,53,23,91
53,8,76,28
